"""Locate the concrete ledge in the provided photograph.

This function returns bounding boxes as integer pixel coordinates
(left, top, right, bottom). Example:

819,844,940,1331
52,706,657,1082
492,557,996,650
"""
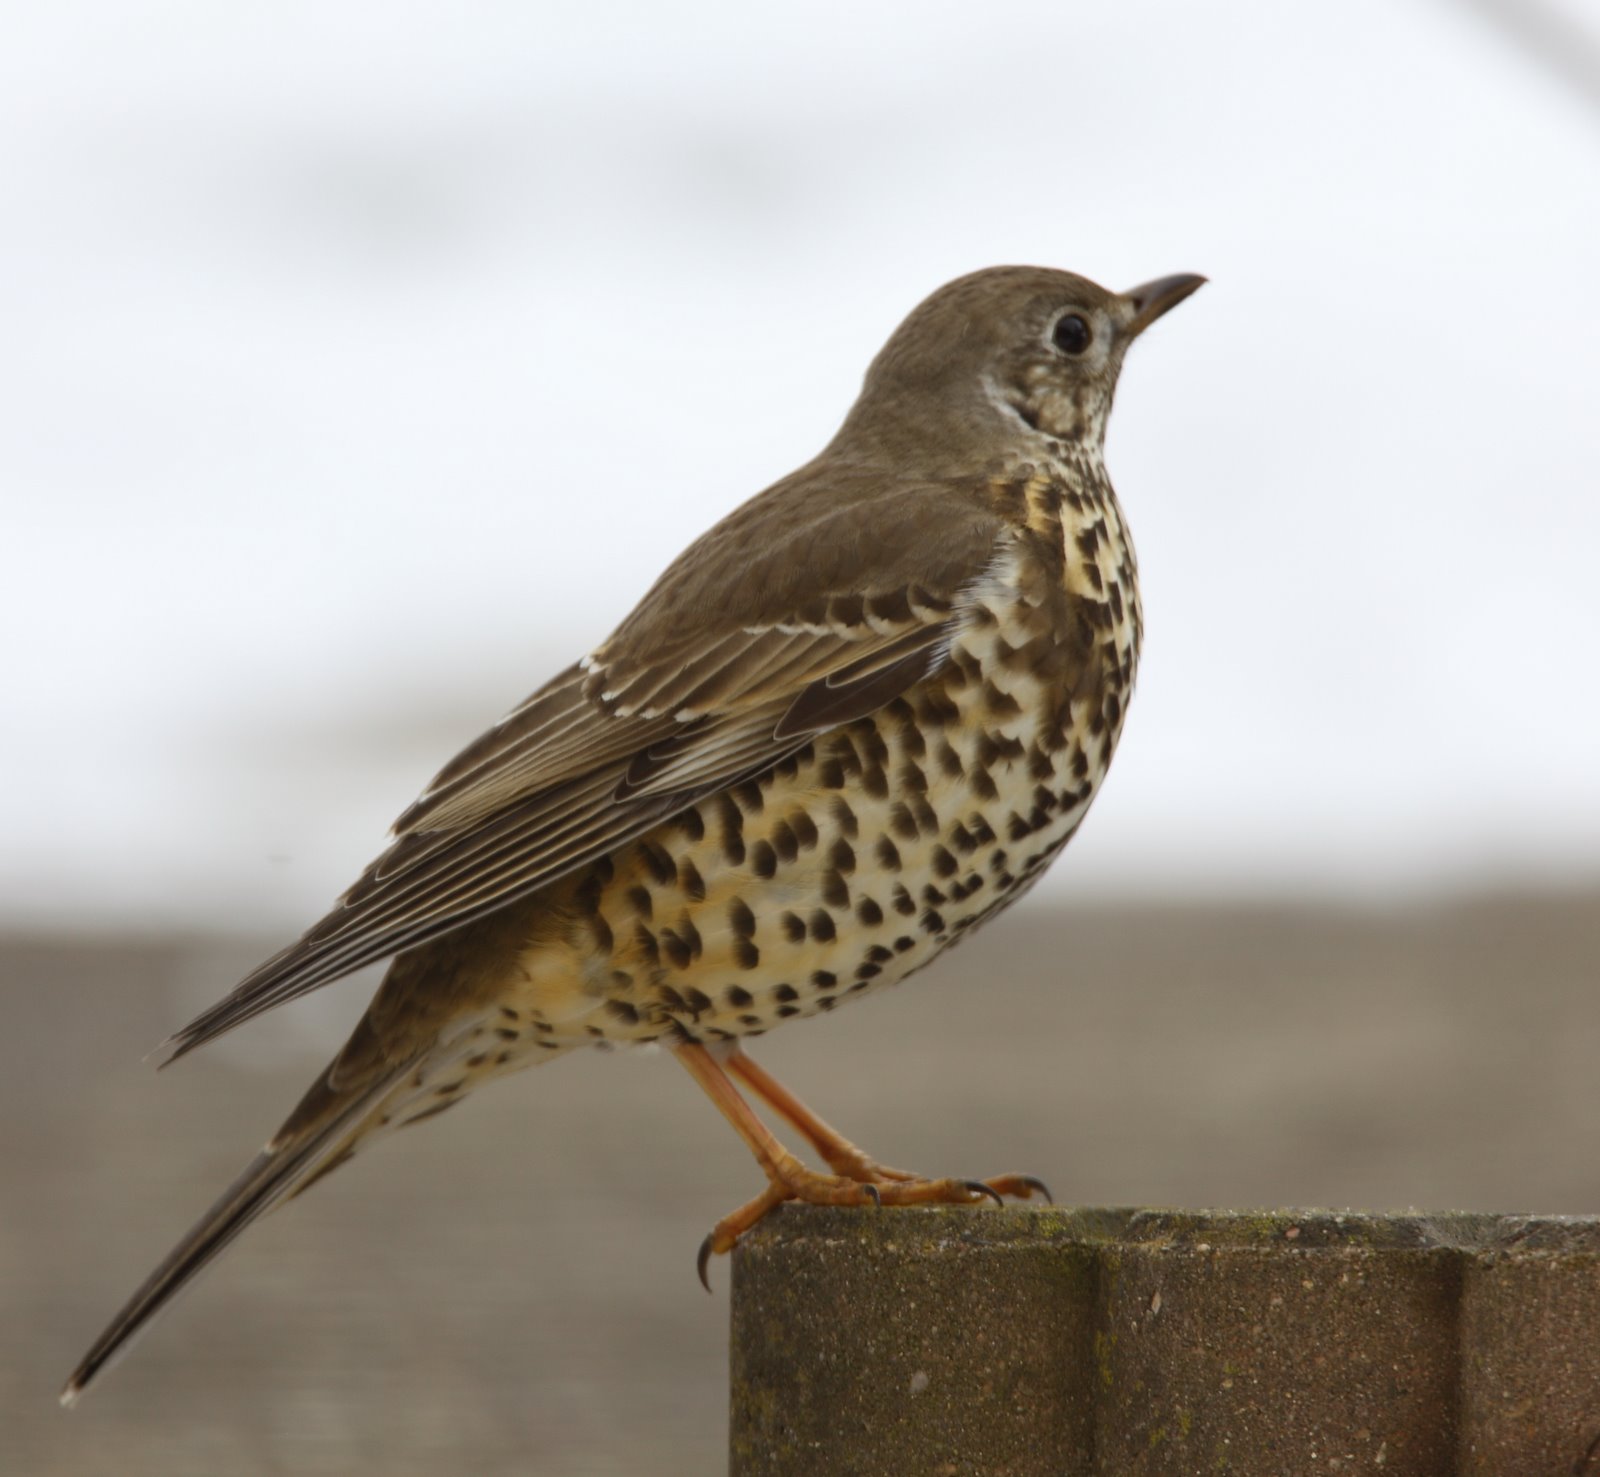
729,1206,1600,1476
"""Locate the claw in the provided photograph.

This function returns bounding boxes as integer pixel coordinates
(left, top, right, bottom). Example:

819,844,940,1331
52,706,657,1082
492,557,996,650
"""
697,1233,715,1293
861,1183,881,1208
1019,1175,1054,1204
963,1179,1005,1208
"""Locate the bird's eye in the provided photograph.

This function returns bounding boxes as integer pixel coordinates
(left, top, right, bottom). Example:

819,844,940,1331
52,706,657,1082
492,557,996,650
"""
1052,314,1092,356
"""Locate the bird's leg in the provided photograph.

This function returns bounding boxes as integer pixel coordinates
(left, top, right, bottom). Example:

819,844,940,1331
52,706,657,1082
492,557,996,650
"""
673,1042,877,1206
726,1048,1051,1205
675,1043,1053,1281
723,1047,917,1183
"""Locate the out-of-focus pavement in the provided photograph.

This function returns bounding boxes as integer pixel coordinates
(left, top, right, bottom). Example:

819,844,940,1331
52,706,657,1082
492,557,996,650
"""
6,894,1599,1475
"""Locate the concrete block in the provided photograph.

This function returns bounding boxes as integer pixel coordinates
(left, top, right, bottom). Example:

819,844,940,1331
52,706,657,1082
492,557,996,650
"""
729,1207,1600,1476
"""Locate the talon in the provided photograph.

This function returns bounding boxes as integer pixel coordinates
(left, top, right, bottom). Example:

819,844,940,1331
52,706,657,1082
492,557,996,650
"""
963,1179,1005,1208
697,1233,715,1293
861,1183,881,1208
1020,1175,1054,1204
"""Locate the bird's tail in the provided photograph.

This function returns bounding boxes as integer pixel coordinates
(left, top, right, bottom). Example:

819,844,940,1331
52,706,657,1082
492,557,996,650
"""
60,1029,425,1407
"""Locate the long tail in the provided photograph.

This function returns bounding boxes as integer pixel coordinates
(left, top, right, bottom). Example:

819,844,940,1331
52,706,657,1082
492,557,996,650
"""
60,1050,417,1407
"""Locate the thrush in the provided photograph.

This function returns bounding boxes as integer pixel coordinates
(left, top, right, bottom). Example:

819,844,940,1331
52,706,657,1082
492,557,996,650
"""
63,264,1203,1403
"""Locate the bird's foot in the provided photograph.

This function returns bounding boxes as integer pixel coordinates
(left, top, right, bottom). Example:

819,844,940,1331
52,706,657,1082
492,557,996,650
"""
695,1153,1052,1288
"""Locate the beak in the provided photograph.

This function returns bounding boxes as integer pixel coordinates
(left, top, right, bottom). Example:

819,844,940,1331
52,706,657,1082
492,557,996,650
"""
1121,273,1207,337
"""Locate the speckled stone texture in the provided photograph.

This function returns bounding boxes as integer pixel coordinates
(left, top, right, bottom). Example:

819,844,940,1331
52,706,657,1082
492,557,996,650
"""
728,1206,1600,1476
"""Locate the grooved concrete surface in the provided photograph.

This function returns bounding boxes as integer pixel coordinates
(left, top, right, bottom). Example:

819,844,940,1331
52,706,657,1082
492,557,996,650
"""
6,896,1600,1474
731,1207,1600,1475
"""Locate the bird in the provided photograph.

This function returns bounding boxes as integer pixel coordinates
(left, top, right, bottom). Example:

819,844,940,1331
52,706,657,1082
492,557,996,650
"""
62,263,1203,1405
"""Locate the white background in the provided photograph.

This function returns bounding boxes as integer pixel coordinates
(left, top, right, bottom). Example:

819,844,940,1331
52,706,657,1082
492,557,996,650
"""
6,0,1599,932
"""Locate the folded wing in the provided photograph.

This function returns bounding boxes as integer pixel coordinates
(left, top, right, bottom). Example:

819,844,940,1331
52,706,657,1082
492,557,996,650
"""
161,477,1009,1062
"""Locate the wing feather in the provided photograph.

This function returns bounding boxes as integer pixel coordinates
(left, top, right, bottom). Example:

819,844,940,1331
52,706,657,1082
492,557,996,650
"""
161,478,1010,1063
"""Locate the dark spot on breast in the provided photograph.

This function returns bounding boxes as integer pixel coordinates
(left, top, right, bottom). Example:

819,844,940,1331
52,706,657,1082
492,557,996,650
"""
875,836,902,871
728,898,756,937
606,1000,640,1024
855,962,882,981
822,870,850,908
626,885,653,919
862,765,889,799
717,793,746,865
734,779,765,815
771,818,799,863
931,845,958,879
922,883,947,906
811,970,837,991
634,922,660,967
969,815,997,846
891,884,916,916
683,987,713,1015
916,691,959,729
894,935,916,953
678,859,706,903
865,944,893,965
725,985,753,1007
791,810,819,850
573,872,604,915
830,795,859,839
662,932,692,971
983,682,1022,719
921,908,946,935
776,1005,801,1019
750,840,777,880
856,896,883,927
859,724,889,767
889,804,919,841
819,759,846,789
936,742,963,778
774,983,799,1003
830,837,856,874
499,1006,520,1022
495,1027,519,1042
637,840,676,888
948,822,977,855
676,807,706,842
589,913,614,953
810,910,837,943
971,768,999,802
780,911,806,943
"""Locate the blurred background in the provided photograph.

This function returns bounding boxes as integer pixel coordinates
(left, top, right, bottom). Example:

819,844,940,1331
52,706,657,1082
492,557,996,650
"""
5,2,1598,1473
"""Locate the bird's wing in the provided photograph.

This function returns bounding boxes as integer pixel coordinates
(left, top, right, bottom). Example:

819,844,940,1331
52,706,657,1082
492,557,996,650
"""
161,478,1010,1062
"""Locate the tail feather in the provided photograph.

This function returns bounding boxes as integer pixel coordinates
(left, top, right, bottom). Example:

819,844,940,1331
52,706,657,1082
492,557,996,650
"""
59,1065,410,1407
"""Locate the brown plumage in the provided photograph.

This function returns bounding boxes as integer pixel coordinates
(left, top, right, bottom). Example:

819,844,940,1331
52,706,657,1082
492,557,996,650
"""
63,264,1203,1404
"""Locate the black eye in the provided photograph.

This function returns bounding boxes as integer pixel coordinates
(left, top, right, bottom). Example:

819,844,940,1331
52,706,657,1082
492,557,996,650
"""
1052,313,1092,356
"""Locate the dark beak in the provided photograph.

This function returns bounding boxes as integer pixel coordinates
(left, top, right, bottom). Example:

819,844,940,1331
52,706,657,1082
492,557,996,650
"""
1121,273,1207,337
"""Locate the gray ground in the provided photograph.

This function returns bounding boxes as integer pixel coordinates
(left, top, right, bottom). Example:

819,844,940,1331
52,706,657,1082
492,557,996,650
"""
6,893,1598,1475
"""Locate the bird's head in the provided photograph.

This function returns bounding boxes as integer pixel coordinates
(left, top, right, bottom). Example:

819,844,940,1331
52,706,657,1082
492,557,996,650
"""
836,265,1204,462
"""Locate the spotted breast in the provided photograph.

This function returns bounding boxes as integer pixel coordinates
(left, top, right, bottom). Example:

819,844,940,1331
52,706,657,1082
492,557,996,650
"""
470,453,1141,1063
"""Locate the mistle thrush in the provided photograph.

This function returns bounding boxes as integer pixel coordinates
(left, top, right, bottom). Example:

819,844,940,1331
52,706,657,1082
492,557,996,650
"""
64,265,1203,1403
